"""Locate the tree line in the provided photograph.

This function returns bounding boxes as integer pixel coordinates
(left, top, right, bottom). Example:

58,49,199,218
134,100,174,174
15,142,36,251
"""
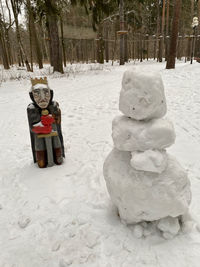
0,0,199,72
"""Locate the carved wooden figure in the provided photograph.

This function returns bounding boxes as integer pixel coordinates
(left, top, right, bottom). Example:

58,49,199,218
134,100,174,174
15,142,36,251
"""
27,77,65,168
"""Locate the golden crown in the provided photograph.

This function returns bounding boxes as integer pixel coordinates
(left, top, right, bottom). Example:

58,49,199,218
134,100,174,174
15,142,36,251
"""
31,77,48,86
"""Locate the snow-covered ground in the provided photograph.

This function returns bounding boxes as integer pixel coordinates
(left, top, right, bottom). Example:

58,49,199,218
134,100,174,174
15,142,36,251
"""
0,60,200,267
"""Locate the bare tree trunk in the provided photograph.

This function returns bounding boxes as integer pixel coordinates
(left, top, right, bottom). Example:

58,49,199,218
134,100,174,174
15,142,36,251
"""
84,39,88,63
47,25,53,66
60,16,66,67
20,49,24,66
137,38,140,60
45,0,63,73
28,14,33,71
4,27,13,65
70,41,73,63
159,0,166,62
124,14,128,62
39,21,49,62
198,0,200,21
140,33,143,62
119,0,125,65
166,0,182,69
5,0,13,65
97,23,104,64
177,37,181,59
187,37,192,61
27,0,43,69
156,0,160,62
11,0,31,71
105,22,109,63
165,0,170,60
130,28,134,60
166,0,170,36
153,37,156,60
11,2,20,67
91,39,95,63
132,32,135,61
191,0,194,20
124,33,128,62
190,0,195,63
47,16,63,72
34,30,43,69
0,16,9,69
146,34,149,60
112,21,117,65
0,23,9,69
0,0,12,67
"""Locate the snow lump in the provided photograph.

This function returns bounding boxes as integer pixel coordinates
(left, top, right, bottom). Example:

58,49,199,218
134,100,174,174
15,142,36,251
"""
119,69,167,120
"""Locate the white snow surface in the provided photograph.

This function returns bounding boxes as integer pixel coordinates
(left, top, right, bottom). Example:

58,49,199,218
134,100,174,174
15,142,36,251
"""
103,149,191,224
130,149,168,173
112,115,176,151
1,60,200,266
119,69,167,120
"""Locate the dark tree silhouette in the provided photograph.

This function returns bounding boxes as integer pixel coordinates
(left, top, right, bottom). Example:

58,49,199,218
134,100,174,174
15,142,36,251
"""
166,0,182,69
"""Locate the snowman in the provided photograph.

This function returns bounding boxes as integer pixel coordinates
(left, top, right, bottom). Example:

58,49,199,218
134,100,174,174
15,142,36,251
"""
103,69,191,239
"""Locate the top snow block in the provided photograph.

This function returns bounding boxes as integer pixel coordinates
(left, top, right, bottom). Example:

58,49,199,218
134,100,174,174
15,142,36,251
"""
119,69,167,120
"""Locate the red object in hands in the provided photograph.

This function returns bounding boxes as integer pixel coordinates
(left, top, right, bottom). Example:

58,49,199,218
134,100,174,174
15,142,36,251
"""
41,114,54,126
32,125,52,134
32,114,55,134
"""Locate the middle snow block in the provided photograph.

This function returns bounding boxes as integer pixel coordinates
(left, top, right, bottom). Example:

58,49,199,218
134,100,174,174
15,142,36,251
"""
112,115,176,151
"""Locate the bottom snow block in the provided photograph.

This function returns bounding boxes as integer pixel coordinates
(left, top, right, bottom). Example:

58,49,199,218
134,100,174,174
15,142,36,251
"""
103,148,191,224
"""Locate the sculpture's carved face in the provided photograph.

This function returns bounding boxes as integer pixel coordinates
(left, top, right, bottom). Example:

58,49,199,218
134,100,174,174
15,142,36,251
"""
32,84,51,109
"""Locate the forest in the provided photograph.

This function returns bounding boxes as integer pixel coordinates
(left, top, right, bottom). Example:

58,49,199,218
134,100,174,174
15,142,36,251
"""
0,0,200,72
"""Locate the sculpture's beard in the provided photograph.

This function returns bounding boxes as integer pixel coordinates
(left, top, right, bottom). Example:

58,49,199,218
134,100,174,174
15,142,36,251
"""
37,100,49,109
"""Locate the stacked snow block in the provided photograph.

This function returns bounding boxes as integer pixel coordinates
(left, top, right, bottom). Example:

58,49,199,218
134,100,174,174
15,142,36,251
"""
103,70,191,238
